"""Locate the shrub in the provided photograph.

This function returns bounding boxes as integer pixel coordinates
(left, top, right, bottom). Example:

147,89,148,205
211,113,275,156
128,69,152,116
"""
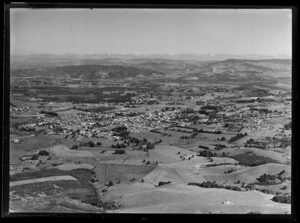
187,181,242,191
146,142,155,150
256,173,282,185
198,145,209,150
31,154,39,160
38,150,49,156
157,181,171,186
113,149,125,154
198,150,217,157
70,145,79,150
271,195,291,204
281,186,287,190
284,121,292,130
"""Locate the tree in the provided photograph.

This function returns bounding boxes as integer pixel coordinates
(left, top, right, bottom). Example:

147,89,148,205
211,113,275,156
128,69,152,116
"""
31,154,39,160
284,121,292,130
70,145,79,150
147,142,155,150
220,136,226,141
38,150,49,156
113,149,125,154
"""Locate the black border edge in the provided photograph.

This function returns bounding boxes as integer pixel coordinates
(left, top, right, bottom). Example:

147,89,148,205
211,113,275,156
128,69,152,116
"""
2,3,298,221
2,2,10,218
291,5,298,222
6,2,296,9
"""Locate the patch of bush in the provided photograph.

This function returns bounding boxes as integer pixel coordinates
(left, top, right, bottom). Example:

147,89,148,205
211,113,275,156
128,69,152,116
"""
111,143,127,149
198,145,209,150
31,154,39,160
113,149,125,154
38,150,49,156
198,150,217,157
187,181,242,191
229,132,247,143
214,144,227,150
157,181,171,187
256,172,287,185
70,145,79,150
230,153,278,166
284,121,292,130
79,141,96,147
271,194,291,204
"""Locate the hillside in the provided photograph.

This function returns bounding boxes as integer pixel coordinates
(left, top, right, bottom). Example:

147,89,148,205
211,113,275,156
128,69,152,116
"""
10,57,291,84
10,65,165,79
179,59,291,84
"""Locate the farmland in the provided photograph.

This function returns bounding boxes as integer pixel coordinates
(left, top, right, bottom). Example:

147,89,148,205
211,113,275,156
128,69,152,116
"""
9,56,292,214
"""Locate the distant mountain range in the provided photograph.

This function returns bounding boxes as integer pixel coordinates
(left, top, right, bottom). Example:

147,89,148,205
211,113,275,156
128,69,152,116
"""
10,55,291,86
10,53,291,69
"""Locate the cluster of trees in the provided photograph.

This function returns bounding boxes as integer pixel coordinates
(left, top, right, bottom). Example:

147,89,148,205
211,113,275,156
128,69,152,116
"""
38,150,49,156
40,110,58,117
256,173,280,185
198,145,209,150
80,141,102,147
157,181,171,187
271,194,291,204
111,135,160,151
180,135,190,140
112,126,130,139
113,150,126,155
187,181,242,191
244,138,267,149
229,132,247,143
214,144,227,150
217,136,226,141
111,143,127,149
198,150,217,158
70,145,79,150
205,162,233,167
70,141,101,149
237,99,256,103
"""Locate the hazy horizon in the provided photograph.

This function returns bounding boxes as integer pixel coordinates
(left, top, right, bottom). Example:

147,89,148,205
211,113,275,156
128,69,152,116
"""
10,8,292,57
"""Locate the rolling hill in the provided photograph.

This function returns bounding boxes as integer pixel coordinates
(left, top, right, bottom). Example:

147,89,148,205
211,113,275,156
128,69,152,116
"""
10,65,165,79
10,56,291,84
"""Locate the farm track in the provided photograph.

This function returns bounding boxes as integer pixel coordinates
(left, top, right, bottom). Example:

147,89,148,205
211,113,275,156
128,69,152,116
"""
10,175,78,187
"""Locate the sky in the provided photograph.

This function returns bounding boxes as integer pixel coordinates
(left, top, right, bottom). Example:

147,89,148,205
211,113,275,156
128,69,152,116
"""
10,8,292,57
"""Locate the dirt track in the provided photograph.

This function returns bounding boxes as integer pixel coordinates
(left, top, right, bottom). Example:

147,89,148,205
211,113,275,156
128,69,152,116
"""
10,175,77,187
